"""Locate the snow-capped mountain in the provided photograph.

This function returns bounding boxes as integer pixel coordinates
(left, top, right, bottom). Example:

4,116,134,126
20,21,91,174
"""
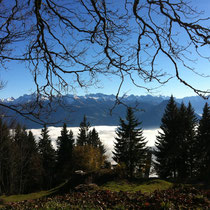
1,94,36,104
1,97,15,103
0,93,207,129
0,93,169,105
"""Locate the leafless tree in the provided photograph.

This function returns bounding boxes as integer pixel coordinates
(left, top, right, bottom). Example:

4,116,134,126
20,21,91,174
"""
0,0,209,124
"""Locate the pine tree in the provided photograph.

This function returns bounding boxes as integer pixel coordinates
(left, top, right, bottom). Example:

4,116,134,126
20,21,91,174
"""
13,124,29,194
176,102,188,179
77,115,90,146
24,131,42,193
11,125,43,194
89,128,106,155
56,123,74,181
197,103,210,182
185,103,198,179
113,107,147,178
38,125,56,189
144,148,153,178
0,117,12,194
155,96,180,178
0,120,42,194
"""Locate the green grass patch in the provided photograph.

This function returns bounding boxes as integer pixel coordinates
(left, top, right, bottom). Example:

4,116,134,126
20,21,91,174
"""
101,179,173,193
0,179,173,208
0,182,66,205
0,190,50,203
1,180,209,209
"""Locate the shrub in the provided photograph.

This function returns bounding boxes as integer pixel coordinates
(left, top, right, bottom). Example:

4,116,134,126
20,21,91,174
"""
94,169,117,185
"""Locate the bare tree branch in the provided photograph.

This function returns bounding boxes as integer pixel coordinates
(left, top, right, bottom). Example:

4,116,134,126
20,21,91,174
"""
0,0,209,124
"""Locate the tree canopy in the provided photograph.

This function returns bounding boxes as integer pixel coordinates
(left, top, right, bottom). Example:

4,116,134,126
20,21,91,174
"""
56,123,75,181
77,115,91,146
197,103,210,182
38,125,56,189
155,96,180,178
155,96,200,180
113,107,147,178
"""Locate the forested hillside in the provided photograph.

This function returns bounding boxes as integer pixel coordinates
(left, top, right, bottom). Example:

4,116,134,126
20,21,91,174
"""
0,98,210,196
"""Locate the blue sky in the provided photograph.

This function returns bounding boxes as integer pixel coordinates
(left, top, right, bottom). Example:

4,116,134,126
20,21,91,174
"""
1,0,210,99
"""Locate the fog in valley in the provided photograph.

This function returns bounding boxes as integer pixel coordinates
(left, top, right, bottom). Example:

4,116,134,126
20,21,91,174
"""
29,126,160,162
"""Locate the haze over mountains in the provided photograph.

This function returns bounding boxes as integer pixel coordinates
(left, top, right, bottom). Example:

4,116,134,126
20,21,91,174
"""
1,93,208,129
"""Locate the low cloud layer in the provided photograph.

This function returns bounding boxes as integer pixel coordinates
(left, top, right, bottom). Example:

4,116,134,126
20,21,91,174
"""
29,126,160,162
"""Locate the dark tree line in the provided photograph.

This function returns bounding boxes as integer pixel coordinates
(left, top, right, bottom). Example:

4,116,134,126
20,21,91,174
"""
1,99,210,195
0,121,42,194
0,108,152,195
77,116,106,155
197,103,210,182
0,116,106,195
155,96,210,183
71,116,106,173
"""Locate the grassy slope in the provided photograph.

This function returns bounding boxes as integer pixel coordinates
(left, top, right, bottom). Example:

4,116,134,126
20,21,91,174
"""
0,179,172,207
101,179,173,193
0,190,50,203
0,182,66,206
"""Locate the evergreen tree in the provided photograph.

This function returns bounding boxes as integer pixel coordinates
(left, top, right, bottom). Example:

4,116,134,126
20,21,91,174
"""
197,103,210,182
13,124,29,194
113,107,147,178
11,125,42,194
89,128,106,155
38,125,56,189
0,118,42,194
1,124,42,194
155,96,180,178
77,115,90,146
27,131,38,152
24,131,42,193
156,99,198,180
0,117,12,194
176,102,188,179
185,103,198,179
56,123,74,181
144,148,153,178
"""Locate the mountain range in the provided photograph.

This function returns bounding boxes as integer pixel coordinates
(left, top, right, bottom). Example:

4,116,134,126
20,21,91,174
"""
1,93,209,129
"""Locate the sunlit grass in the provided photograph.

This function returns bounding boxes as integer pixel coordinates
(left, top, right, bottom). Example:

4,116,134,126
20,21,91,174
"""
0,182,66,205
0,179,209,209
0,179,173,208
101,179,173,193
0,190,50,203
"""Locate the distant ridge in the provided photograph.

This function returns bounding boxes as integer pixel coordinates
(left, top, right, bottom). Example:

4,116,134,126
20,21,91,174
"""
1,93,206,129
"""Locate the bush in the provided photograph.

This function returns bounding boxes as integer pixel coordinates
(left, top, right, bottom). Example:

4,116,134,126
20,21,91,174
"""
74,183,99,192
94,169,118,185
112,163,127,179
